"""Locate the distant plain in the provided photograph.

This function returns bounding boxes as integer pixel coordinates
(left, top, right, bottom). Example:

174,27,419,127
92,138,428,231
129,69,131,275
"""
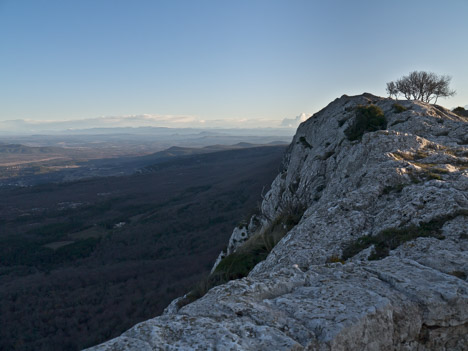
0,130,288,350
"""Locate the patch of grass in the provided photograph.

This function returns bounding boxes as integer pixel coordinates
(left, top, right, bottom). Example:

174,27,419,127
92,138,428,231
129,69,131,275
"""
177,205,306,308
237,208,260,228
408,163,450,182
341,212,468,261
214,248,267,280
393,150,429,161
341,235,376,260
326,255,345,264
298,136,312,149
180,240,271,307
443,147,468,159
345,105,387,141
390,152,404,161
431,167,449,174
415,150,430,159
392,103,408,113
362,223,445,260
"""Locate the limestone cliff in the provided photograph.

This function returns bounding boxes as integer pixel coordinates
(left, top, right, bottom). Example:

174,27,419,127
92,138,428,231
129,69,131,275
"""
87,94,468,350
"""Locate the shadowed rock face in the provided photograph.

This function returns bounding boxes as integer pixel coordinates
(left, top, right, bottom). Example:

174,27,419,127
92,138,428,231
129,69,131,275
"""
86,94,468,351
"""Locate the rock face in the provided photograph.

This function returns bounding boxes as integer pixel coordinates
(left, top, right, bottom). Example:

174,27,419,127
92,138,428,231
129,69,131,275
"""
86,94,468,350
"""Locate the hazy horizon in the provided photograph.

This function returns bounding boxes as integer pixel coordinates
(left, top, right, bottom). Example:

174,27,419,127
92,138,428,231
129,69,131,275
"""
1,100,466,135
0,115,304,136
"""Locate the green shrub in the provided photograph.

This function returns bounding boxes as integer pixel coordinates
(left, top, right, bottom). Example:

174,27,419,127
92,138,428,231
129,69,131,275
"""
340,212,465,261
452,106,468,117
214,250,267,280
341,235,376,260
177,205,306,308
213,208,303,279
345,105,387,141
392,103,408,113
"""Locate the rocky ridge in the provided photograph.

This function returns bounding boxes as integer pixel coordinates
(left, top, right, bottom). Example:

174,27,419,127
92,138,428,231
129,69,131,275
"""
87,94,468,350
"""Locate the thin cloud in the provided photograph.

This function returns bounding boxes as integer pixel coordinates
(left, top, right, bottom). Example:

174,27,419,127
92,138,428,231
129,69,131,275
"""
0,114,298,133
280,113,310,128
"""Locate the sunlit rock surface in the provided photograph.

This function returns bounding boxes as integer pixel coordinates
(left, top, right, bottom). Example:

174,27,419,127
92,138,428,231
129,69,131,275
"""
86,94,468,350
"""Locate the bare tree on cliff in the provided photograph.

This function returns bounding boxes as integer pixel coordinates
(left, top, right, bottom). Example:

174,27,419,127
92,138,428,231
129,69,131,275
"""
386,71,456,104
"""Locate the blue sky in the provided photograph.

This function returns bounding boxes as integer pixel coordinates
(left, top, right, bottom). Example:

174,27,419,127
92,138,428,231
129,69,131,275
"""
1,0,467,128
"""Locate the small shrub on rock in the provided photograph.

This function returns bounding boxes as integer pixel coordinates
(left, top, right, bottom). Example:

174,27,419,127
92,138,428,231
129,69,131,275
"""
177,205,306,308
392,103,408,113
345,105,387,141
340,212,465,261
452,106,468,117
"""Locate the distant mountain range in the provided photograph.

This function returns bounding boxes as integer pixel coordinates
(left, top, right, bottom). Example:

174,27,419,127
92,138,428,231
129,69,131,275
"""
0,115,303,135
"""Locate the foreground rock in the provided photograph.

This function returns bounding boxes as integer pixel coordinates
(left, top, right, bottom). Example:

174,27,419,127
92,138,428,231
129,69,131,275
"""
87,94,468,350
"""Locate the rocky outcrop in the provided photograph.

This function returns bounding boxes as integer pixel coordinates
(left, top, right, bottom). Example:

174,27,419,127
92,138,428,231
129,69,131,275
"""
86,94,468,350
211,214,263,273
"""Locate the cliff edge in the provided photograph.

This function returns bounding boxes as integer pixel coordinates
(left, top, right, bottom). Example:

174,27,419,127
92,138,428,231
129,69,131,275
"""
87,94,468,350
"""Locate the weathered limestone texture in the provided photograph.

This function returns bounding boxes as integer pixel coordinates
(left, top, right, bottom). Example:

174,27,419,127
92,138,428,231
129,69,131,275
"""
86,94,468,350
